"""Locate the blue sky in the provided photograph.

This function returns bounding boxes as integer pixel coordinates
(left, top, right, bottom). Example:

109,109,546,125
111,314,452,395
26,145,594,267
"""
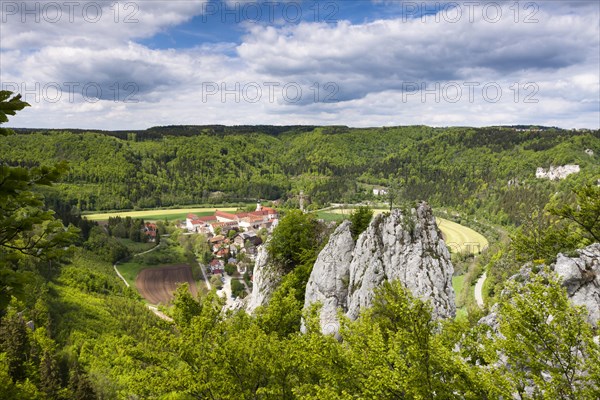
1,0,599,129
140,1,440,48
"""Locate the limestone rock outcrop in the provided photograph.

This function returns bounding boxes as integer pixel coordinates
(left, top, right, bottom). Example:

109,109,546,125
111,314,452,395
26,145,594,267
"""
535,164,580,180
553,243,600,326
303,220,355,334
303,203,456,334
480,243,600,329
246,242,283,314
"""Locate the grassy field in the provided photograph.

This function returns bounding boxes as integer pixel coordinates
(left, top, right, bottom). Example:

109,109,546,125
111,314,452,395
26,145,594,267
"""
452,275,465,296
320,208,488,255
452,275,468,319
116,238,156,254
84,207,239,222
316,211,346,221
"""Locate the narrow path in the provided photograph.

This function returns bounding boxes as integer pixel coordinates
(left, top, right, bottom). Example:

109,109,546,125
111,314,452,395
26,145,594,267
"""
196,255,211,290
113,265,130,288
136,244,162,256
474,271,487,308
217,275,236,309
146,305,174,322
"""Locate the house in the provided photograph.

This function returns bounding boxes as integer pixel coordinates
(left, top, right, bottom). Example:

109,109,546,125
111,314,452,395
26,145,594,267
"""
215,248,230,258
186,214,217,232
215,210,238,222
209,234,226,252
233,231,262,247
209,234,226,245
209,221,239,235
209,258,225,274
143,223,158,242
373,188,388,196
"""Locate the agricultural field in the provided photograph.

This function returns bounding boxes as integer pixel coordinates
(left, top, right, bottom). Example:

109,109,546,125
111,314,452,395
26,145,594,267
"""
135,264,198,304
435,218,489,255
320,208,488,255
83,207,241,221
115,259,156,287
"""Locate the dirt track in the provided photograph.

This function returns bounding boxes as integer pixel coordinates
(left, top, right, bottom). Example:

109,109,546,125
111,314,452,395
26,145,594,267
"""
136,264,197,305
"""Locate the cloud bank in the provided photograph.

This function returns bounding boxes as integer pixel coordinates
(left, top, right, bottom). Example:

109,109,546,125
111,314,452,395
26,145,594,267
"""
1,0,598,129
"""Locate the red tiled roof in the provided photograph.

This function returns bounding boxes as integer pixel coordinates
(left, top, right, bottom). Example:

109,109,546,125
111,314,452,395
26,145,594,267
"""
248,210,269,217
187,213,198,219
209,235,225,243
192,216,217,225
215,210,237,220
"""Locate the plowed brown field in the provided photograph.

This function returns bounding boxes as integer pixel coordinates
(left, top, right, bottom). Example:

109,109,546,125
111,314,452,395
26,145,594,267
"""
136,264,197,304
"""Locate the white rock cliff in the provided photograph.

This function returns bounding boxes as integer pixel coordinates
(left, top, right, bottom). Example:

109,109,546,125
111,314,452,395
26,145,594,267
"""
246,242,283,314
480,243,600,329
553,243,600,326
535,164,580,180
304,203,456,334
303,220,355,334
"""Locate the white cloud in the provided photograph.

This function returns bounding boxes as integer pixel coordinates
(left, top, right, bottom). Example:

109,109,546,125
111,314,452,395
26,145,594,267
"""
1,1,598,129
0,1,208,49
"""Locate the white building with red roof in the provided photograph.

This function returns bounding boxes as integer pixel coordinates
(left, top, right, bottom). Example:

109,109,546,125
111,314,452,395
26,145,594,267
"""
185,203,278,234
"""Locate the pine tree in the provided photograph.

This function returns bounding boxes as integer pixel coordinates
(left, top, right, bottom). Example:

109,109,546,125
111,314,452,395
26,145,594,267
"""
69,362,97,400
39,350,62,399
0,312,30,381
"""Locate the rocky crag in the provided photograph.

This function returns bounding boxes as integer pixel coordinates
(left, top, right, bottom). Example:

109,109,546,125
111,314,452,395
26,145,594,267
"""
535,164,580,180
481,243,600,330
303,202,456,334
245,241,283,314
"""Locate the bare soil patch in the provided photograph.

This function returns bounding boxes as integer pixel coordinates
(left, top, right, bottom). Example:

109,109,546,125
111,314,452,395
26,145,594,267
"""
136,264,197,304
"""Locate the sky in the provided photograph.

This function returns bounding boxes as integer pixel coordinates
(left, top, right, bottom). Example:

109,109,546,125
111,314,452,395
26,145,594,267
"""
0,0,599,129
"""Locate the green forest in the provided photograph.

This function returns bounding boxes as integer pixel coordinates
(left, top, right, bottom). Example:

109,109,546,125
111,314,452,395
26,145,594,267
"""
2,92,600,399
2,123,598,228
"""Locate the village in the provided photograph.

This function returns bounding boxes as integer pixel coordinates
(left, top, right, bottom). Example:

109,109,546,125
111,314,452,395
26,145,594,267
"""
182,202,279,283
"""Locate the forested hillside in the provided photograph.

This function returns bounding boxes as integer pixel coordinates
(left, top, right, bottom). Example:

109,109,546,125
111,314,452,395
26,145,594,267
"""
2,126,598,225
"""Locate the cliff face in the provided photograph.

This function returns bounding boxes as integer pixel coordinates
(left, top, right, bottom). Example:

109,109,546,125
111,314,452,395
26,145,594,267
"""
535,164,580,180
553,243,600,326
480,243,600,330
303,220,355,334
246,242,283,314
304,203,456,334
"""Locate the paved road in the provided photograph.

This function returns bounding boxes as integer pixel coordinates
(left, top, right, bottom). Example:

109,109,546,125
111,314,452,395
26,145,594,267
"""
474,272,487,308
